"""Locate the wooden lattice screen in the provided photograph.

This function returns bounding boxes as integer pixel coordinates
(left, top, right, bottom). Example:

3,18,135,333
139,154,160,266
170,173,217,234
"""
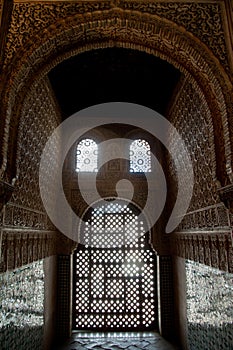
73,200,158,331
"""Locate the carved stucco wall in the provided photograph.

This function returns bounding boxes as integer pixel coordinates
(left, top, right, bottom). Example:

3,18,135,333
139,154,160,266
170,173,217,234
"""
3,1,231,73
167,77,233,273
0,78,62,272
0,1,232,190
167,77,220,224
13,78,60,216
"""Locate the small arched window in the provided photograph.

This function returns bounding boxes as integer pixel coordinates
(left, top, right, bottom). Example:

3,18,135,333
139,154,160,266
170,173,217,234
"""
76,138,98,172
130,139,151,173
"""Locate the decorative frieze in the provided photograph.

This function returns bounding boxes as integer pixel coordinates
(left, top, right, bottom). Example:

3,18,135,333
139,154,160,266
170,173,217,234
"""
3,203,48,229
118,1,230,73
218,183,233,214
2,1,111,70
2,2,230,73
0,229,76,273
178,204,230,231
171,231,233,273
0,230,56,272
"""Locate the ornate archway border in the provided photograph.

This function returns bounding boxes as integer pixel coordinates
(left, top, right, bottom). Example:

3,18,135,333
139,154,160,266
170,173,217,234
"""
1,8,232,186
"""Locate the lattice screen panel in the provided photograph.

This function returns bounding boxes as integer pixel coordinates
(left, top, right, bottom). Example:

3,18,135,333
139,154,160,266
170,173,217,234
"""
130,139,151,173
73,200,157,331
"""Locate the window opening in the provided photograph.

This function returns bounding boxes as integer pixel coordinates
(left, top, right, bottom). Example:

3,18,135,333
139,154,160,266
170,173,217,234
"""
73,200,157,331
76,138,98,172
129,139,151,173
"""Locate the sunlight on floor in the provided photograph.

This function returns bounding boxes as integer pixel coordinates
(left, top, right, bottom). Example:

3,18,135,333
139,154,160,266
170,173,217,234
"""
55,331,180,350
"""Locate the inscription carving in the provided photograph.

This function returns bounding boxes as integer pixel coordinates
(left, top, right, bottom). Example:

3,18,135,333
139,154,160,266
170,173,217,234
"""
118,1,229,72
3,2,230,74
171,231,233,273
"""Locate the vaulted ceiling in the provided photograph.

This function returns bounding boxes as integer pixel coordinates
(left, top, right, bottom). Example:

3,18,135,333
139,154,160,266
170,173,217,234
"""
48,47,181,119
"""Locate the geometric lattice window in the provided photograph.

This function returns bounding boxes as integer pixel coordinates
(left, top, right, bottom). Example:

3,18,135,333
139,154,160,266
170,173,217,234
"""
129,139,151,173
73,199,157,331
76,138,98,172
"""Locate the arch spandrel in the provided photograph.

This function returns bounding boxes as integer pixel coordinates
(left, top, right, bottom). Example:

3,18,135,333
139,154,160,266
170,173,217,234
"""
0,6,232,190
2,1,232,75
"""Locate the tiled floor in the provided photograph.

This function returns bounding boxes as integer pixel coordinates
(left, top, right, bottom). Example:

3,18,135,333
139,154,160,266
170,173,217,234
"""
55,331,181,350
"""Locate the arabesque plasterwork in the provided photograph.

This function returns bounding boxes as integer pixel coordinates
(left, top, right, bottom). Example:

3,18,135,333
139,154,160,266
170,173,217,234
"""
0,3,232,190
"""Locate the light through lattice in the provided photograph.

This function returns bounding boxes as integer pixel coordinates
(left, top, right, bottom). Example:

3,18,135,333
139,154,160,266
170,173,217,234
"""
76,138,98,172
73,200,157,331
130,139,151,173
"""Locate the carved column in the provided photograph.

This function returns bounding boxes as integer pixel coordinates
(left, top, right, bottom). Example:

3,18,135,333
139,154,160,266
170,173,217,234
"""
55,235,78,341
56,254,72,341
158,255,176,342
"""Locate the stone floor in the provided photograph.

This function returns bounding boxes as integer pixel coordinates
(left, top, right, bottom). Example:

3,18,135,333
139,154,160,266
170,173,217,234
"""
55,331,181,350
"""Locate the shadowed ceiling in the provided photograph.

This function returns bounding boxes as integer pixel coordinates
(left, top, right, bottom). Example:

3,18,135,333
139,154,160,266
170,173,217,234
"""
48,47,181,119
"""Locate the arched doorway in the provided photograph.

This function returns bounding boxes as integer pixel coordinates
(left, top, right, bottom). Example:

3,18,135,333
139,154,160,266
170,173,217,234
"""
73,199,158,331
